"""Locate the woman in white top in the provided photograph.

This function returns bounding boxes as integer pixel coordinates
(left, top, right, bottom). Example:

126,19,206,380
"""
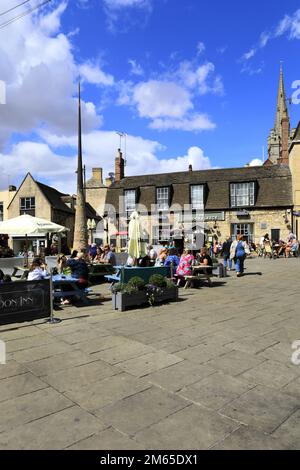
27,260,48,281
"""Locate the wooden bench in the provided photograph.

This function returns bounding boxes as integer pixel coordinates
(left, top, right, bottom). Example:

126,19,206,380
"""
184,274,212,289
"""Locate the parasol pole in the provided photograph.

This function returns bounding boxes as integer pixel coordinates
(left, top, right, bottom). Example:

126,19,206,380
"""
47,273,62,324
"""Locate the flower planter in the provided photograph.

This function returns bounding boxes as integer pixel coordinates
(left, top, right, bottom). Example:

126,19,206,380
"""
112,290,148,311
151,286,179,304
112,286,179,311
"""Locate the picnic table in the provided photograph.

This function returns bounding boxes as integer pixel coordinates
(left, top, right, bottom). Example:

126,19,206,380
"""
184,264,213,289
52,274,90,305
88,262,114,283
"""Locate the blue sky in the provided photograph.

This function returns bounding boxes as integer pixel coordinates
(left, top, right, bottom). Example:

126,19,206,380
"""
0,0,300,193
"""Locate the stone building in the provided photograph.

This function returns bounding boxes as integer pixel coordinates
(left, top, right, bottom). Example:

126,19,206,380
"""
0,186,16,222
105,161,294,248
267,65,296,165
104,67,300,249
6,173,99,254
289,122,300,237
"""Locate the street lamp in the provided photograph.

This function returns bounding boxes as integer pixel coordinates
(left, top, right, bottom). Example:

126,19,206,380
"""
87,218,96,244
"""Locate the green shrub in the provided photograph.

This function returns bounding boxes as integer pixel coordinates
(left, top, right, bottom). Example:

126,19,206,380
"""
112,282,127,293
165,278,176,289
127,276,146,291
148,274,167,288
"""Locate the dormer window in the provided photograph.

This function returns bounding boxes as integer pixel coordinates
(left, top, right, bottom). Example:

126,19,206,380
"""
230,182,255,207
156,187,170,211
190,185,204,210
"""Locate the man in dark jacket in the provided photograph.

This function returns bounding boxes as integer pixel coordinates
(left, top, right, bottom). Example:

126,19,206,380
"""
67,253,89,289
221,236,233,271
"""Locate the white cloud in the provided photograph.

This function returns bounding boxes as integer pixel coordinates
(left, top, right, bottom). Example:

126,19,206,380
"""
0,0,113,147
0,131,213,194
117,59,222,131
242,49,256,61
173,61,224,96
102,0,152,31
150,115,215,132
197,42,206,55
128,59,144,76
247,158,263,167
133,80,193,119
79,62,115,86
103,0,150,8
241,8,300,67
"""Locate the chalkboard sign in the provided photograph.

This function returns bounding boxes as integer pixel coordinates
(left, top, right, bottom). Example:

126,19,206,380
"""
0,280,51,325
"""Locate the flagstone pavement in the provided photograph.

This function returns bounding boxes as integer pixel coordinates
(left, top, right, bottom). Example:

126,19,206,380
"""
0,257,299,450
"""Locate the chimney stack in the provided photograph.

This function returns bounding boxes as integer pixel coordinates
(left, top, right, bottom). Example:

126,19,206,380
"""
188,164,193,172
115,148,125,182
92,168,103,184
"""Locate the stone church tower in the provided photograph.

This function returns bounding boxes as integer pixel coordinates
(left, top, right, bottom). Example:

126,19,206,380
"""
267,65,292,165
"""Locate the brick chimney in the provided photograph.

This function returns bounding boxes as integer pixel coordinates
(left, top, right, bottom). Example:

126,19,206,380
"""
188,164,193,172
115,148,125,182
280,109,290,165
92,168,103,184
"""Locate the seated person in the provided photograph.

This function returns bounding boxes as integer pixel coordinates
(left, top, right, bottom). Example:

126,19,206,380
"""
147,245,157,266
290,240,299,256
176,250,194,285
88,243,97,260
138,255,150,267
56,254,72,276
100,245,117,266
155,248,167,266
66,253,89,289
93,247,104,263
164,248,180,270
196,247,213,275
27,260,48,281
126,255,136,267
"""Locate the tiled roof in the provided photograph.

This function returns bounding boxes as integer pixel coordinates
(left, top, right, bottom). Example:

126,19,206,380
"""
106,165,293,211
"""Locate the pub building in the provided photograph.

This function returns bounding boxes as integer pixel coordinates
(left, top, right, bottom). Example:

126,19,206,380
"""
104,66,300,250
105,154,294,250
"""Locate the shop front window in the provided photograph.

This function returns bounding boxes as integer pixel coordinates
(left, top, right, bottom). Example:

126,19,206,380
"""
231,223,254,242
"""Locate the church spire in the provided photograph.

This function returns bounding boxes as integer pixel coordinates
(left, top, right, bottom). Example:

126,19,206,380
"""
73,81,88,252
274,63,288,134
267,64,291,165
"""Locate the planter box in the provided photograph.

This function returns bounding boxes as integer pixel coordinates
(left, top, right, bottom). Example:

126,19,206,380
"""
112,290,148,311
112,286,178,311
151,286,179,304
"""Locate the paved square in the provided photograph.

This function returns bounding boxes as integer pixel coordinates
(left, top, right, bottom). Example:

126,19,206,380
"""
0,258,299,449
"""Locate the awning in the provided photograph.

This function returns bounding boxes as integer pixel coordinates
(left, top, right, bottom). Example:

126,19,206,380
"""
113,231,128,236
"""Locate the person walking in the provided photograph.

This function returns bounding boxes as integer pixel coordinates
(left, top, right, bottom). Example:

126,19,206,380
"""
221,236,233,271
230,235,250,277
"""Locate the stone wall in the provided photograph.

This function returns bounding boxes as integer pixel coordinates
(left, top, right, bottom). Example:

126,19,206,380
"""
8,174,51,220
0,189,16,220
107,208,292,248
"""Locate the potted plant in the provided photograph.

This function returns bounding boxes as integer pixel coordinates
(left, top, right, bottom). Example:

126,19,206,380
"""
111,276,147,311
146,274,178,306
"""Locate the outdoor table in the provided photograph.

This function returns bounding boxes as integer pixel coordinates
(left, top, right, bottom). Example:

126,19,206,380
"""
52,274,89,305
184,265,213,289
88,262,114,283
